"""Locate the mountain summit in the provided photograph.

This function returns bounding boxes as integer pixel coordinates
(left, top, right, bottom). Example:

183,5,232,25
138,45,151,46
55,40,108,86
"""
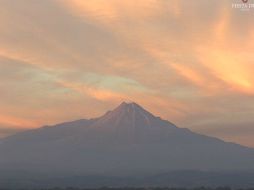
0,102,254,185
110,101,154,117
100,101,157,123
87,102,178,144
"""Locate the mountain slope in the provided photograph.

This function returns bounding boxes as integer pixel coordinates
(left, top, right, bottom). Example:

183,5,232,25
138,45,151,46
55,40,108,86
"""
0,102,254,178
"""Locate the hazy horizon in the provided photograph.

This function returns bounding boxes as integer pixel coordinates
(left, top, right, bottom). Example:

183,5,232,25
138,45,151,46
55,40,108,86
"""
0,0,254,147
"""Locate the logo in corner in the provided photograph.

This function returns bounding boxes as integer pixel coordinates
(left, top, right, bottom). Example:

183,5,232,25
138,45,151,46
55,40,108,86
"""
232,0,254,11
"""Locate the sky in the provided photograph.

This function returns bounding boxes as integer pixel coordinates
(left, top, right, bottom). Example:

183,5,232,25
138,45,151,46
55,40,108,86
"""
0,0,254,147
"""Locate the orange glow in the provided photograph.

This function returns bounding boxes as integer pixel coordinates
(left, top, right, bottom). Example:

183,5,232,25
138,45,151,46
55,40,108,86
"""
57,80,127,101
198,47,254,94
61,0,158,24
170,63,206,87
0,114,37,129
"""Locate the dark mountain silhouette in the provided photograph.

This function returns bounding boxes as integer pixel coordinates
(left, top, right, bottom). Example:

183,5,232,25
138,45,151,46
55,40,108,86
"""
0,102,254,188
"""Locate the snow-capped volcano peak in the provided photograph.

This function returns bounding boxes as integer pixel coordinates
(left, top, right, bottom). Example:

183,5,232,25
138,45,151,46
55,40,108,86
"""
114,101,146,112
85,102,178,144
94,102,157,129
108,101,155,121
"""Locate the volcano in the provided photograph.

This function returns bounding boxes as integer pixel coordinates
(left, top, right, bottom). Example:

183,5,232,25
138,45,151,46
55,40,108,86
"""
0,102,254,187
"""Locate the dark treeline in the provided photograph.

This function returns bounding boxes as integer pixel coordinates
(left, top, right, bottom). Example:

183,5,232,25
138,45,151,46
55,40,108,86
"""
1,187,254,190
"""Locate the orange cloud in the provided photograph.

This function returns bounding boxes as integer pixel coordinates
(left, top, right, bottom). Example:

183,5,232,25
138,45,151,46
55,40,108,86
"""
57,80,127,101
197,46,254,95
170,63,206,87
0,114,37,129
60,0,158,24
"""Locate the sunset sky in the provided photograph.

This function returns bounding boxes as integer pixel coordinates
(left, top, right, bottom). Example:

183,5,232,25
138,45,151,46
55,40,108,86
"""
0,0,254,147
